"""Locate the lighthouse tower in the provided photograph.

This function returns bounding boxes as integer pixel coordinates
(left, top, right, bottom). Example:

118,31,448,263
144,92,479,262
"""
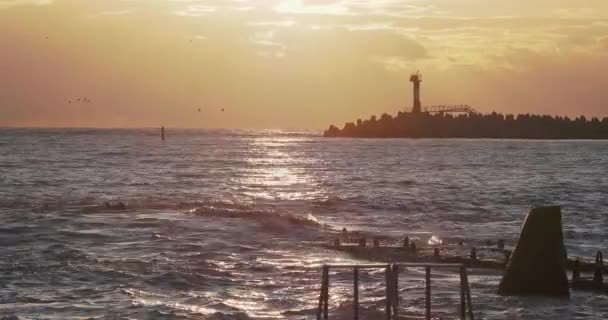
410,72,422,114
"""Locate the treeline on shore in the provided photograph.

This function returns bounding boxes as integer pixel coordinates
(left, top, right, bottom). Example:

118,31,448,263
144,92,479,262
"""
324,112,608,139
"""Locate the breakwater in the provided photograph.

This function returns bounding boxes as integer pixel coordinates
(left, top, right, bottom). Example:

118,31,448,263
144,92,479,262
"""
324,112,608,139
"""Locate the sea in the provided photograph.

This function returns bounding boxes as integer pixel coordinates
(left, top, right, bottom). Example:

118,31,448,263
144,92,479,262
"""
1,128,608,320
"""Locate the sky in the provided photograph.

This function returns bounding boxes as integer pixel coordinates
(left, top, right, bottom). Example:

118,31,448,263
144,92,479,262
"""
1,0,608,129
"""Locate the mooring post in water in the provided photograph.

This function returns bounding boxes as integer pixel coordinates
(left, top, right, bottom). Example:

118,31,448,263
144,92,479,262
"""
403,236,410,248
470,247,477,261
161,126,165,141
498,239,505,250
353,267,359,320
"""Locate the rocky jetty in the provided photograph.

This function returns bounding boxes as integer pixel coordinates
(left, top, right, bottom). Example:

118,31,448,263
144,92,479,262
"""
324,112,608,139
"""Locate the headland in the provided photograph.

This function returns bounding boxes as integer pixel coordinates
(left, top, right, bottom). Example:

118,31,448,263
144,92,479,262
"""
324,72,608,139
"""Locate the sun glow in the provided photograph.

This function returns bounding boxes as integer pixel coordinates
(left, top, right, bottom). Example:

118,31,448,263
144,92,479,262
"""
275,0,350,15
3,0,608,128
276,0,303,13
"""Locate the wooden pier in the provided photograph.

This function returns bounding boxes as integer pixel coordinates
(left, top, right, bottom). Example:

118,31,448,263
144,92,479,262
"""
316,263,475,320
324,243,608,296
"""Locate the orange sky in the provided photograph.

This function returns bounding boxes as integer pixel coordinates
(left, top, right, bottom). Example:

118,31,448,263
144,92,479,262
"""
1,0,608,129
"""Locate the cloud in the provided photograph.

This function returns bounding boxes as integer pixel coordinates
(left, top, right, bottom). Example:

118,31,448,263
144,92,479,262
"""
2,0,608,128
99,10,130,16
174,4,216,16
0,0,51,9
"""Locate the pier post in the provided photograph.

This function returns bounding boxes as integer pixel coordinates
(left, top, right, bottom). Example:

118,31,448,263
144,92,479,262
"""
425,267,431,320
323,266,329,320
386,266,392,320
316,266,326,320
572,259,580,286
463,267,474,319
353,267,359,320
460,267,466,320
316,266,329,320
503,250,511,269
593,251,603,287
393,265,399,320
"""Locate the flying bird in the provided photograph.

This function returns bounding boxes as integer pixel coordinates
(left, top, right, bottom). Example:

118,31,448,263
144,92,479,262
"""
68,97,92,104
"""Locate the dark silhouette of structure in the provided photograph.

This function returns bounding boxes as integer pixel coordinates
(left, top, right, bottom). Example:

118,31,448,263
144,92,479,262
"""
161,126,165,141
410,71,422,114
425,105,477,115
324,111,608,139
498,206,570,297
324,72,608,139
105,201,127,210
593,251,603,286
315,263,475,320
327,224,608,297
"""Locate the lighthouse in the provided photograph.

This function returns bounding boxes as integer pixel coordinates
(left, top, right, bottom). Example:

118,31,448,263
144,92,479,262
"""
410,72,422,114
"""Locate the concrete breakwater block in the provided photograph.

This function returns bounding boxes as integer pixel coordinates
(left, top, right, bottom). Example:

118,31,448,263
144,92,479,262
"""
498,206,570,297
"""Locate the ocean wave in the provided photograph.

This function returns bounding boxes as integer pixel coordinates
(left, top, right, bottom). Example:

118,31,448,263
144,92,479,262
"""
312,195,366,207
0,316,35,320
146,271,209,290
42,243,89,262
55,229,113,240
186,205,323,230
